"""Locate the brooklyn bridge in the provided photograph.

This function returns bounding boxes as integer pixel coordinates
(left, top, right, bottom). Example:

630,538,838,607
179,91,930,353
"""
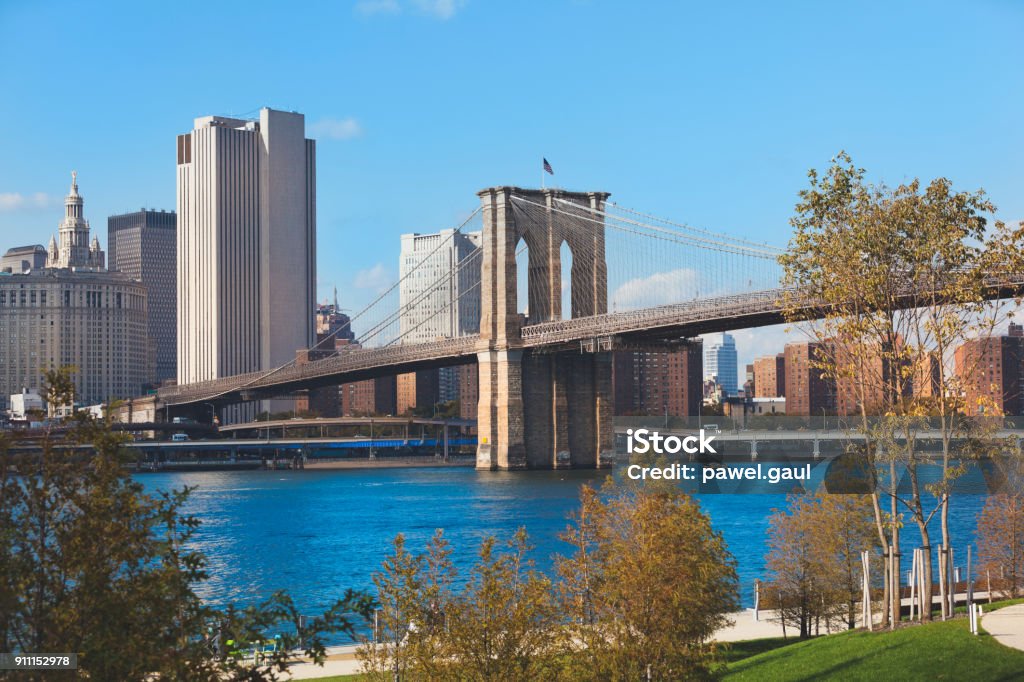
155,186,1024,470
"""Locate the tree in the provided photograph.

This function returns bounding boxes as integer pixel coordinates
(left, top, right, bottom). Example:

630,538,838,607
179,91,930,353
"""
359,528,559,681
779,152,1024,623
0,368,373,681
764,493,877,638
358,530,455,681
976,493,1024,598
556,482,739,680
443,529,560,681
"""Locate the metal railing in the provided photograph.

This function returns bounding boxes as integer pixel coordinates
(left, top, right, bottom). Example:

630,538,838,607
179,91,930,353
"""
521,287,797,345
159,336,480,405
159,273,1024,406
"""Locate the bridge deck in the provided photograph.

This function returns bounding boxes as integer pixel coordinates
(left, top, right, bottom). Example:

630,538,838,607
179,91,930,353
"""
157,275,1024,408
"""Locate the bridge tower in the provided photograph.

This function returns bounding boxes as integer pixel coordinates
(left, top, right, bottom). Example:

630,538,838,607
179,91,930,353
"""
475,187,614,470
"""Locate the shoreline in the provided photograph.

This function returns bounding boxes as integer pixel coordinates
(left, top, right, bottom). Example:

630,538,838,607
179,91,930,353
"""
303,457,476,470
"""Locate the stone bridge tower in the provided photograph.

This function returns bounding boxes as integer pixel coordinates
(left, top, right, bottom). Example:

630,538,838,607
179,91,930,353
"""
475,187,614,470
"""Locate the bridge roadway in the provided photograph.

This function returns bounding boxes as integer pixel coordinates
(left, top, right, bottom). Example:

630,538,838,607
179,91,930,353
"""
613,426,1024,441
157,275,1024,409
123,436,477,454
613,426,1024,461
217,415,477,434
157,287,803,407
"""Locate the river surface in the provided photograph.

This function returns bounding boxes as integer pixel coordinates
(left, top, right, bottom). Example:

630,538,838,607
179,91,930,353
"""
137,466,988,617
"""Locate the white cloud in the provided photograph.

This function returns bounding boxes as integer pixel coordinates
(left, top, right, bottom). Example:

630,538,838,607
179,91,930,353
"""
610,268,700,311
354,263,393,293
0,192,55,212
309,117,363,141
411,0,465,19
355,0,400,15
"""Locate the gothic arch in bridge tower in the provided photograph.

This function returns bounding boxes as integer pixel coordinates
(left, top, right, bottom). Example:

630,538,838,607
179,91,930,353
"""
475,187,614,471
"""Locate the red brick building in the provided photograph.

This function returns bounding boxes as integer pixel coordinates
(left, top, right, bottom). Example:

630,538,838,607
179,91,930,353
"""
753,353,786,398
340,376,397,417
955,324,1024,416
612,342,703,417
784,341,835,416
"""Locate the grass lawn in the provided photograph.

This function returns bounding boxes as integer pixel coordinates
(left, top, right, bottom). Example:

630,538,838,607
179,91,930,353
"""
307,601,1024,681
725,617,1024,681
720,637,792,664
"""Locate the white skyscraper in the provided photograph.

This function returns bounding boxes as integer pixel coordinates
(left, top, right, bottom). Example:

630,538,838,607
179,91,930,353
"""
176,108,316,415
398,229,481,401
399,229,482,342
704,332,738,395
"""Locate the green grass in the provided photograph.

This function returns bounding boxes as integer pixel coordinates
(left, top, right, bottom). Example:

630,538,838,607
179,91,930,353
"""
725,617,1024,681
983,597,1024,613
306,604,1024,681
720,637,792,664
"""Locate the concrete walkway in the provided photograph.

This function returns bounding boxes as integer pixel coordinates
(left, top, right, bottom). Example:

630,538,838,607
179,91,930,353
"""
282,645,362,679
984,603,1024,651
280,601,1024,679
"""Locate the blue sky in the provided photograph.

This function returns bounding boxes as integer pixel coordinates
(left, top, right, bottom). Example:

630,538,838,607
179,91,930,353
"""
1,0,1021,366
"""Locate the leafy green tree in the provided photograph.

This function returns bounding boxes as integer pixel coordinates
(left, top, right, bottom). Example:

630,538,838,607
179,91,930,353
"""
359,529,559,681
556,482,739,680
444,529,560,681
358,531,455,681
0,368,372,681
780,152,1024,623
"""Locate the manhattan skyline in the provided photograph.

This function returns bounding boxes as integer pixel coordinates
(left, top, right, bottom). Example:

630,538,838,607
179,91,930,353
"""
1,1,1021,369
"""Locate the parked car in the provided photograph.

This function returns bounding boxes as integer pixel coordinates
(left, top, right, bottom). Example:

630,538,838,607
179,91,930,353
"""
171,432,190,442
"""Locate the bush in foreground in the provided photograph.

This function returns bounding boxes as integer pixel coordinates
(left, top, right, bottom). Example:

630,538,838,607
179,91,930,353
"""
359,481,739,680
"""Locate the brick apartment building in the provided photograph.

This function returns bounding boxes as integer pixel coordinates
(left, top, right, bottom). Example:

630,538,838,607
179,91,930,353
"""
955,323,1024,416
612,342,703,417
753,353,786,398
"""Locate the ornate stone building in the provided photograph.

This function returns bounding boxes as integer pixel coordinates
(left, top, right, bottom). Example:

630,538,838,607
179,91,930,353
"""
0,173,149,413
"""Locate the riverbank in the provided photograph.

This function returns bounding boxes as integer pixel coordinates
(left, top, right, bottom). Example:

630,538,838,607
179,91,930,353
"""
303,456,475,469
277,609,827,679
282,600,1024,680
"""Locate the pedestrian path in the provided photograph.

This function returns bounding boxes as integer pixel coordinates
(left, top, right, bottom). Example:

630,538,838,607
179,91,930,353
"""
281,644,361,679
984,603,1024,651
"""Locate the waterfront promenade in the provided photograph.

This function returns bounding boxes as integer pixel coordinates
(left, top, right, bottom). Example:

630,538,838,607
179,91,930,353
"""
984,603,1024,652
280,597,1024,679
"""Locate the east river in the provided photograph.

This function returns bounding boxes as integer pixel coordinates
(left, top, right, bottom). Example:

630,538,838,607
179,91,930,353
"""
137,466,988,619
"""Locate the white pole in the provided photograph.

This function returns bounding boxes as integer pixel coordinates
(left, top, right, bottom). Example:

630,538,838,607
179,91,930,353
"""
913,548,921,622
939,546,947,621
753,580,760,622
950,547,956,616
918,548,927,621
862,550,872,630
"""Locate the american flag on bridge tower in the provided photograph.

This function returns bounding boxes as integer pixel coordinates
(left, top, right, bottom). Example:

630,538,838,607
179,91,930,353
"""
543,158,554,175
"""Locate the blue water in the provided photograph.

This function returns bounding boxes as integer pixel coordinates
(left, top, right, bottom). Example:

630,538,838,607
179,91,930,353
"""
137,466,988,618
